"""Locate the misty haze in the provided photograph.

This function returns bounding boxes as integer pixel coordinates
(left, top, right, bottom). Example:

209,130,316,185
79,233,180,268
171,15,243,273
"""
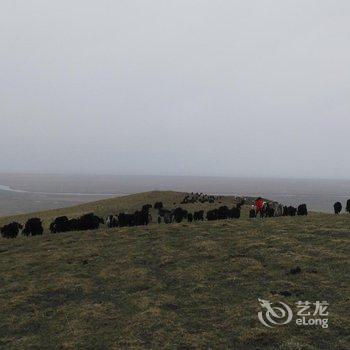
1,174,350,215
1,0,349,178
0,1,349,349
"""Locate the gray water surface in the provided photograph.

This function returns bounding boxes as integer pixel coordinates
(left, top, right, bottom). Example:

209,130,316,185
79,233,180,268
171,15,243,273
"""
0,184,118,196
1,174,350,215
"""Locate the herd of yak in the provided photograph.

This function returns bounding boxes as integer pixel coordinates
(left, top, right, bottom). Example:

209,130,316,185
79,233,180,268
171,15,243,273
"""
1,194,350,239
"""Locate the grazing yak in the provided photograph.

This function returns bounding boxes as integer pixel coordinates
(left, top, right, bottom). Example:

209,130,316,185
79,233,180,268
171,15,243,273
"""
236,199,245,209
334,202,342,215
157,206,189,224
207,205,241,221
50,216,71,233
77,213,104,230
289,206,297,216
158,208,169,218
297,204,308,216
50,216,90,233
154,202,163,210
50,213,104,233
230,206,241,219
346,199,350,213
218,206,230,220
158,207,170,218
266,204,275,218
118,204,151,227
275,204,283,217
172,207,188,223
142,204,152,212
164,212,173,224
283,206,297,216
193,210,204,221
158,208,173,224
187,213,193,223
22,218,43,236
68,218,79,231
218,205,240,220
118,213,136,227
206,208,219,221
106,215,118,228
291,206,298,216
249,208,256,218
1,222,23,238
181,193,216,204
134,209,150,226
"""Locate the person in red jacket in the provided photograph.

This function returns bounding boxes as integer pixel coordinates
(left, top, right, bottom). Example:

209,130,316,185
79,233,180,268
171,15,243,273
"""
255,197,264,217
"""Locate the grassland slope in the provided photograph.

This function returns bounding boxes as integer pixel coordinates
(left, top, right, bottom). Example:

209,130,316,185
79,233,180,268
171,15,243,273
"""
0,191,252,231
0,192,348,349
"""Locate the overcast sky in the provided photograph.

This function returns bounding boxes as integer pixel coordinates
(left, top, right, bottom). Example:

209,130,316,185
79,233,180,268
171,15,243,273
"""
1,0,349,178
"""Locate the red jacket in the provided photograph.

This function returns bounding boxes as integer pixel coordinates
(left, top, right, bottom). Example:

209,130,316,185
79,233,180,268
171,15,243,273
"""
255,199,264,211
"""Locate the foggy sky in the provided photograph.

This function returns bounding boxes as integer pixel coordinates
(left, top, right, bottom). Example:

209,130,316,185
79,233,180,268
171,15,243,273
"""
1,1,349,178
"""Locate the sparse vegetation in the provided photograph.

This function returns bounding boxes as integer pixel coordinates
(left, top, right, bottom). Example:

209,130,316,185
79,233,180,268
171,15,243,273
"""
0,192,349,349
0,191,251,232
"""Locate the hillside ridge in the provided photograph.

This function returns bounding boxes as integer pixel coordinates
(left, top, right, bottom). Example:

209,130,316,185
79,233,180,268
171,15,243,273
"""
0,190,256,230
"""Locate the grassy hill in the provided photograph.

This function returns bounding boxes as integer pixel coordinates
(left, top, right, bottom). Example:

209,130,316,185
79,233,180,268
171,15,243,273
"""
0,191,253,231
0,192,349,349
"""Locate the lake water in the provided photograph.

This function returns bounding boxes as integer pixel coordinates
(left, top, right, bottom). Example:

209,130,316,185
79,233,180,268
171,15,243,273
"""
0,185,28,193
0,174,349,215
0,184,116,196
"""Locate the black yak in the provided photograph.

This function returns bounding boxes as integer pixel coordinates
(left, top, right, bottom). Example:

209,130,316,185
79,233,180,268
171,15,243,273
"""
297,204,308,216
118,213,135,227
283,206,297,216
68,218,79,231
334,202,342,215
231,206,241,219
106,215,118,228
76,213,104,231
249,209,256,218
164,212,173,224
142,204,152,212
193,210,204,221
218,206,230,220
346,199,350,213
266,204,275,218
172,207,188,223
289,206,297,216
22,218,43,236
50,216,70,233
1,222,23,238
159,208,171,218
154,202,163,210
275,204,283,217
134,210,149,226
206,209,218,221
187,213,193,222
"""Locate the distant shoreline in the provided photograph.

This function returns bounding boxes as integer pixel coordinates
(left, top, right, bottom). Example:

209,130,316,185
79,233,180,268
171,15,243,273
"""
0,185,124,197
1,175,350,214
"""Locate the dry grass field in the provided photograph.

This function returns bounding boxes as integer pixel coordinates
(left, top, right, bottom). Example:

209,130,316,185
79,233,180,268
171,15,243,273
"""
0,192,349,349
